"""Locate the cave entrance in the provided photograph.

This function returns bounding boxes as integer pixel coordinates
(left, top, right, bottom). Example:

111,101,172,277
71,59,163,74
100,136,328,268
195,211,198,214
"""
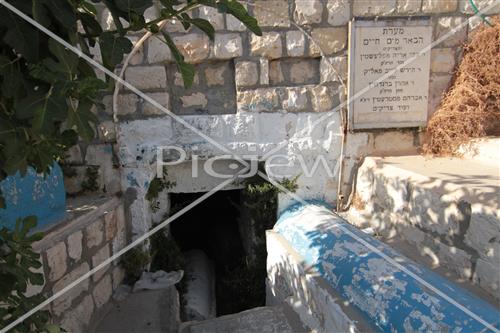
169,189,266,317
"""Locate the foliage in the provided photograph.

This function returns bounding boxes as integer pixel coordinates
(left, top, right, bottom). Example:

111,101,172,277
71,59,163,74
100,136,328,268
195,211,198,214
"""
217,172,298,313
0,216,62,332
0,0,261,208
121,247,151,281
145,175,175,212
150,229,184,273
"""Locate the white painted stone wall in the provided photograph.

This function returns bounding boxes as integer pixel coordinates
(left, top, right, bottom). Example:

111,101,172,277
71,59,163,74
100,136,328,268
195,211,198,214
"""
64,0,500,240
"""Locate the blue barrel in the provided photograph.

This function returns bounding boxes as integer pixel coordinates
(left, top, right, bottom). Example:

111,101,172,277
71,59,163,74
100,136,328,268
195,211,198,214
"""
275,203,500,333
0,163,66,230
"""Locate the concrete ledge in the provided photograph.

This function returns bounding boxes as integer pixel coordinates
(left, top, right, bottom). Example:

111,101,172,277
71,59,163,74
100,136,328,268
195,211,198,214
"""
353,155,500,300
34,195,121,252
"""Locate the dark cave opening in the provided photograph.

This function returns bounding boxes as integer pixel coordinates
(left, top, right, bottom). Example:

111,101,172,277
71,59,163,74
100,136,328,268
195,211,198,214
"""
169,189,266,317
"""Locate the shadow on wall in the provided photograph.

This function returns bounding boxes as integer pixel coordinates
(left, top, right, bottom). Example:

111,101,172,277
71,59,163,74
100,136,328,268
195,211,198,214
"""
353,158,500,301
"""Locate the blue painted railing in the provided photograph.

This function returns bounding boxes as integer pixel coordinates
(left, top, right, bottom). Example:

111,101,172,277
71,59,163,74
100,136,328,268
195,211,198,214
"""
275,203,500,333
0,163,66,230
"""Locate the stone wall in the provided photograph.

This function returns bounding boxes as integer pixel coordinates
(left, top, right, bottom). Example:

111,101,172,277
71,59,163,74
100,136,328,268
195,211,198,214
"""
30,196,127,332
62,0,500,238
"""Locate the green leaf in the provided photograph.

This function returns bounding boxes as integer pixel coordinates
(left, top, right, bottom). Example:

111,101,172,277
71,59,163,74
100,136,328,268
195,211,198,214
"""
20,216,37,237
189,18,215,40
32,0,51,27
45,324,62,333
48,39,79,79
15,87,67,133
218,0,261,36
1,9,40,62
67,100,97,143
160,33,195,88
44,0,77,30
115,0,153,14
99,32,133,70
0,55,24,98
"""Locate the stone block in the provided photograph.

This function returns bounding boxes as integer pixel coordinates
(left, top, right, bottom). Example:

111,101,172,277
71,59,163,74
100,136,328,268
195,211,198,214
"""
397,0,422,13
431,48,456,73
428,74,452,115
198,6,224,30
290,60,317,84
250,32,282,59
310,27,347,56
235,61,258,87
422,0,457,13
67,231,83,261
320,56,347,83
286,31,305,57
205,65,227,86
459,0,500,14
65,145,82,164
310,86,335,112
180,93,208,108
85,219,104,249
52,263,90,316
93,275,113,308
125,66,167,90
269,61,285,85
103,94,139,116
143,92,170,116
260,58,270,85
98,121,117,142
104,210,117,241
92,245,111,282
127,36,144,65
353,0,397,16
174,34,210,63
63,166,86,195
85,144,121,194
434,16,467,47
147,37,172,63
214,33,243,59
327,0,351,26
237,88,281,112
46,241,67,281
283,87,309,112
373,131,417,155
294,0,323,25
254,0,290,27
112,205,127,259
112,266,126,289
60,295,94,333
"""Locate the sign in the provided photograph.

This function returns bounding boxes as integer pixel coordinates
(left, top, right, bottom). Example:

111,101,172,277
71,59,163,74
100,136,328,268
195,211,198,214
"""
348,19,432,130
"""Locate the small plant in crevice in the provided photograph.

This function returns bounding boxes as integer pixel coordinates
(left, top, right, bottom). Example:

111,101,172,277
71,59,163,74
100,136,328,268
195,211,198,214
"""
120,247,151,283
145,171,176,213
0,216,62,332
81,166,99,193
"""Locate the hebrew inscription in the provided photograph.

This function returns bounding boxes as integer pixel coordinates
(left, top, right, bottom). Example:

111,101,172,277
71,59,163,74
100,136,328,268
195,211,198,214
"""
349,20,432,129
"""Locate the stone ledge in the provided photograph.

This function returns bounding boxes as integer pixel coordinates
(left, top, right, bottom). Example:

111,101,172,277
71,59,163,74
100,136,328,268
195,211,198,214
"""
33,195,121,252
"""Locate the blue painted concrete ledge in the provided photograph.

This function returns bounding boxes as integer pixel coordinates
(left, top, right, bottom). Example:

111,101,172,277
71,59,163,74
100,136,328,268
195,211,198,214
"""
0,163,66,230
275,203,500,333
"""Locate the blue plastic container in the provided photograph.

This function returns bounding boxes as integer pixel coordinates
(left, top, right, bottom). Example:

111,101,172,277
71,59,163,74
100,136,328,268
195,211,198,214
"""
0,163,66,230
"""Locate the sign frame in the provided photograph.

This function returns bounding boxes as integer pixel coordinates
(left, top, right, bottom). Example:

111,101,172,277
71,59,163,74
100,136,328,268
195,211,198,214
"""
348,18,432,131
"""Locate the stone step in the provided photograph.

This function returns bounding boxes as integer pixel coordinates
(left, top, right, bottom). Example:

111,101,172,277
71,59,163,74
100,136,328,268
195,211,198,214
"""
350,155,500,301
179,305,307,333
